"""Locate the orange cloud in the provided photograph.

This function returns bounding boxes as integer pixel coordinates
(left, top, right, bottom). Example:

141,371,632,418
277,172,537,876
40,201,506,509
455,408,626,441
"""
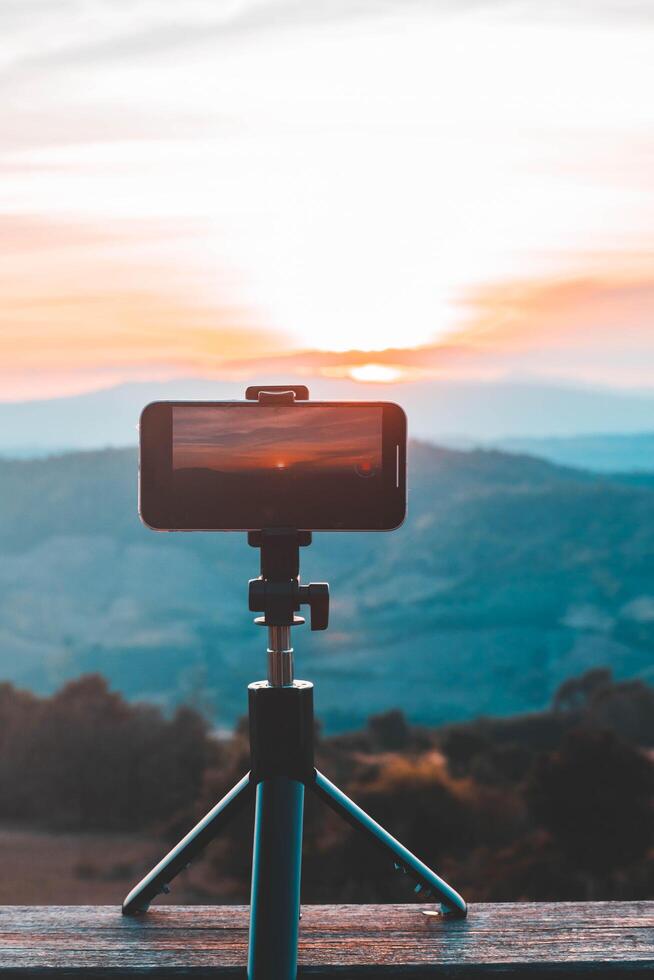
0,215,287,399
0,288,284,400
436,269,654,386
456,272,654,354
3,211,654,398
212,270,654,388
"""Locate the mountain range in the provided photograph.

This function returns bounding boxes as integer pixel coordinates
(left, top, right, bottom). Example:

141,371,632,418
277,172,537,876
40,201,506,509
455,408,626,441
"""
491,432,654,473
1,377,654,457
1,441,652,730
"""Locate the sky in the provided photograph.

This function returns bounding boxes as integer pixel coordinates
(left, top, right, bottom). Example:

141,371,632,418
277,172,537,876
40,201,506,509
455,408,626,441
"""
173,404,382,470
2,0,653,401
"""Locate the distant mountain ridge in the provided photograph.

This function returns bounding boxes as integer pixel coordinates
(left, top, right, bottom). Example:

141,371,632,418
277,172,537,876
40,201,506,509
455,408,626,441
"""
0,441,652,730
491,432,654,473
1,377,654,455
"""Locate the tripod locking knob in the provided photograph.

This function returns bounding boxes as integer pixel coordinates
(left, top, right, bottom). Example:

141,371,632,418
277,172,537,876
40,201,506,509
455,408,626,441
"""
248,578,329,631
298,582,329,631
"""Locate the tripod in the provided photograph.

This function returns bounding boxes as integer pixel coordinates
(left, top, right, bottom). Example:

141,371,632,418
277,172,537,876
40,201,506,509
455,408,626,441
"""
123,397,466,980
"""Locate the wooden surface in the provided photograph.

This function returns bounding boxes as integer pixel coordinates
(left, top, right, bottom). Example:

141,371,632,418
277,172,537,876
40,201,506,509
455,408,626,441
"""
0,903,652,977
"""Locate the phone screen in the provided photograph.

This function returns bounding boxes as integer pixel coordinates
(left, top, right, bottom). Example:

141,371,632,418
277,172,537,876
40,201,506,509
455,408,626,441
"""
140,401,406,531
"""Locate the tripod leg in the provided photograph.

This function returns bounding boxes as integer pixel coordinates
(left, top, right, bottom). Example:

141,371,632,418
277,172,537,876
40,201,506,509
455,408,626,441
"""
312,769,467,918
122,772,253,915
248,777,304,980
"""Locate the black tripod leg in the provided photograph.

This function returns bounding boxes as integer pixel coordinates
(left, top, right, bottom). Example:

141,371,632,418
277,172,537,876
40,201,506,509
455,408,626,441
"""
122,772,253,915
312,769,467,918
248,777,305,980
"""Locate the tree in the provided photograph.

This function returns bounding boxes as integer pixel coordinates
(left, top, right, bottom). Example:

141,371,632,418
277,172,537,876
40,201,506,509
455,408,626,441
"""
526,729,654,874
0,675,216,831
552,668,612,713
367,710,411,751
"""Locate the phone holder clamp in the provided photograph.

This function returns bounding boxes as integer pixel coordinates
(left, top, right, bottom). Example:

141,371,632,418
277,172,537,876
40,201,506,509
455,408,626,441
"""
245,385,309,404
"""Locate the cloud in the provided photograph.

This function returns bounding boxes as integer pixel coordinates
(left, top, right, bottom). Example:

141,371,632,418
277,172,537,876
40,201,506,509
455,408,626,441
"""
2,209,654,397
443,270,654,386
2,2,653,399
209,268,654,388
0,214,288,400
3,0,420,78
173,403,380,470
457,271,654,352
5,0,653,82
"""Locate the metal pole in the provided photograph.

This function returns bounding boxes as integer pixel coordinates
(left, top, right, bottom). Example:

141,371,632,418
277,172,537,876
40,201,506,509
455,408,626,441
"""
267,625,293,687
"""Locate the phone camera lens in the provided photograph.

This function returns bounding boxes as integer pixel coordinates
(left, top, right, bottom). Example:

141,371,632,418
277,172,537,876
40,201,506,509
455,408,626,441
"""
355,461,375,478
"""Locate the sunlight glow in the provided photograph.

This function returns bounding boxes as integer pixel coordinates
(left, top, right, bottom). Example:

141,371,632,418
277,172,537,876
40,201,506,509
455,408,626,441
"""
349,364,404,383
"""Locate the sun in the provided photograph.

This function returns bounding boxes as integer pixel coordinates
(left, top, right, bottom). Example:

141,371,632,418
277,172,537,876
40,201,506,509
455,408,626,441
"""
349,363,403,383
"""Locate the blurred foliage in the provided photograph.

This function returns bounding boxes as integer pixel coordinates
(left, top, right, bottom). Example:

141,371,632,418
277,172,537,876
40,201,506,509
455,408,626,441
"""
527,729,654,873
0,667,651,902
0,675,211,830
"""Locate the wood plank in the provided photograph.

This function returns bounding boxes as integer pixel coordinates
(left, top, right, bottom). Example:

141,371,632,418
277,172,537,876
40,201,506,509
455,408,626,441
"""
0,903,651,977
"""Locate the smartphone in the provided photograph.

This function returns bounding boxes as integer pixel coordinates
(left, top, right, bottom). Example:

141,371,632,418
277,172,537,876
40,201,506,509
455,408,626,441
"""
139,400,406,531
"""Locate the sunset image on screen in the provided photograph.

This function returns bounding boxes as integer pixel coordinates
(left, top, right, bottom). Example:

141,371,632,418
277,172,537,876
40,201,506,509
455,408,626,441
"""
173,406,382,473
170,405,386,529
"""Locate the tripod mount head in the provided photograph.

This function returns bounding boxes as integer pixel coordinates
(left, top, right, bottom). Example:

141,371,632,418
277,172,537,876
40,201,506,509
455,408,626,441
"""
248,529,329,632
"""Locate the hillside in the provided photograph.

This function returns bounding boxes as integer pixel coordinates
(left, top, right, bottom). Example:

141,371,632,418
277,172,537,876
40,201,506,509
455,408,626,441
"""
493,432,654,474
0,442,653,730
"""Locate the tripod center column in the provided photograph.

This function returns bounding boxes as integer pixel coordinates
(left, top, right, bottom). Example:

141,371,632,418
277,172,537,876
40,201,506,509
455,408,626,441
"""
267,625,294,686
